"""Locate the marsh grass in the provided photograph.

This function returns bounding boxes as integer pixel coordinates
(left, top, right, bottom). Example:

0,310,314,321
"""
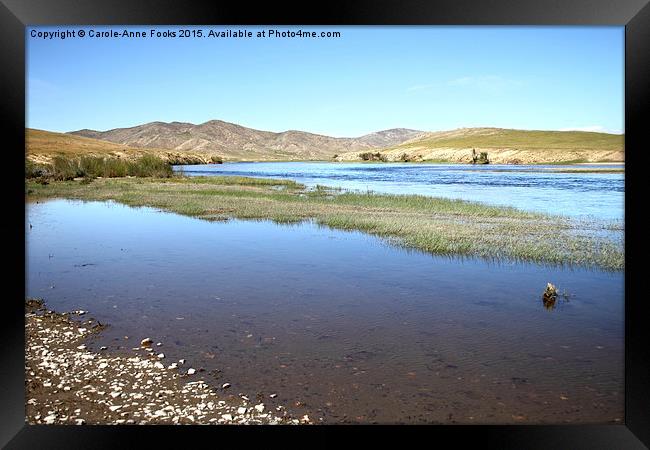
26,175,624,270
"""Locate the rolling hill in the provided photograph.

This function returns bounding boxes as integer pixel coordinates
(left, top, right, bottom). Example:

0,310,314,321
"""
69,120,424,161
26,129,220,165
334,128,624,164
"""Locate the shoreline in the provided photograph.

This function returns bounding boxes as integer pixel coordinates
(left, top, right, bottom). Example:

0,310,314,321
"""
25,298,311,425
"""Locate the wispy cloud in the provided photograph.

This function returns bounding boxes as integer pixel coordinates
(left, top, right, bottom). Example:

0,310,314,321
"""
407,75,523,94
406,83,439,92
446,75,523,93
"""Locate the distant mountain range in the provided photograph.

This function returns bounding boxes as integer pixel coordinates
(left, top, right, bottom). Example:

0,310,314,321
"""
70,120,425,161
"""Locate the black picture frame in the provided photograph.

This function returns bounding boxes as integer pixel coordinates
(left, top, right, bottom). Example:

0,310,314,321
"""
2,1,649,448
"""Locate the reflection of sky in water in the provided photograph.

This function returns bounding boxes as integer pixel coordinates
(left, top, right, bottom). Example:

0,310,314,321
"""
26,199,623,423
176,162,624,221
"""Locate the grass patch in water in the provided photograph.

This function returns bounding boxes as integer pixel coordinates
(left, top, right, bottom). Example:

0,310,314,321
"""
26,175,624,270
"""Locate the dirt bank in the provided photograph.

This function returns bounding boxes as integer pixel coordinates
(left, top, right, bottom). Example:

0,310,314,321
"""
334,147,624,164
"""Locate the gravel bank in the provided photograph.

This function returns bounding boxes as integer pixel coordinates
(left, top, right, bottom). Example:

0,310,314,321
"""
25,298,311,425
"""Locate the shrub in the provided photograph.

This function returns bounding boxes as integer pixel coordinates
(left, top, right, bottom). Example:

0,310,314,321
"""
359,152,388,162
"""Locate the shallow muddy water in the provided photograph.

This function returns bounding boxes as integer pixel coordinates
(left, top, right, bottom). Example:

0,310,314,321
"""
26,199,624,423
176,162,624,221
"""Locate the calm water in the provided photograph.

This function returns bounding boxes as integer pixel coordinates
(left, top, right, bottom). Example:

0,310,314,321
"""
26,199,624,424
176,162,624,221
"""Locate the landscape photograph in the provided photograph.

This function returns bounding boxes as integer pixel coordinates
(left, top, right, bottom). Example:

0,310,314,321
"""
25,26,624,425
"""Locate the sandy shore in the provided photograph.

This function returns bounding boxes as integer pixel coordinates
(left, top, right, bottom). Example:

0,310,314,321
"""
25,298,311,425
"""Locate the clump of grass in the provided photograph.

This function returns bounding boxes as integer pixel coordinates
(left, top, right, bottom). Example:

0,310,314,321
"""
52,156,84,180
25,159,49,178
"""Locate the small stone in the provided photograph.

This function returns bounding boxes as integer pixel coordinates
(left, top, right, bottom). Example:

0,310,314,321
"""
254,404,265,413
109,405,122,412
157,353,165,359
77,344,86,350
222,383,231,389
221,414,233,421
75,418,85,425
156,342,162,347
154,362,165,369
140,338,153,347
100,346,107,350
187,368,196,375
98,363,108,369
269,394,277,398
237,407,247,415
167,363,178,370
78,311,86,315
178,359,185,365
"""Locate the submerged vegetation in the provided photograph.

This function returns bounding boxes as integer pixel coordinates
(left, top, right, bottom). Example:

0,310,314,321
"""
26,155,173,181
26,175,624,271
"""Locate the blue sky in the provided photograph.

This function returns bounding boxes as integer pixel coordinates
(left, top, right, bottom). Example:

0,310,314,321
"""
27,26,624,137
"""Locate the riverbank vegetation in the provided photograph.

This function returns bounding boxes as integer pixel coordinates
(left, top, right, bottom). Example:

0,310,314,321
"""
26,175,624,270
26,155,173,181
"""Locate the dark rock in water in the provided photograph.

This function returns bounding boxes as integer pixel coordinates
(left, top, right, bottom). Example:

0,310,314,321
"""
542,283,558,310
542,283,557,310
543,282,558,299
